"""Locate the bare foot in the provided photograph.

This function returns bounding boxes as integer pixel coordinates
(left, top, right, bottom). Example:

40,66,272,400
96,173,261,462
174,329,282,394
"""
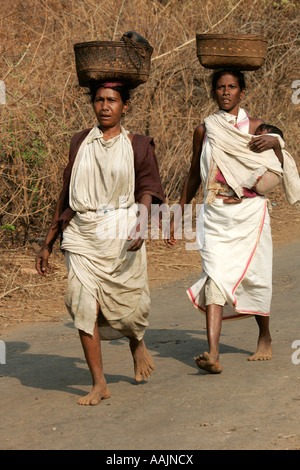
248,337,272,361
78,384,111,406
195,351,222,374
129,338,155,382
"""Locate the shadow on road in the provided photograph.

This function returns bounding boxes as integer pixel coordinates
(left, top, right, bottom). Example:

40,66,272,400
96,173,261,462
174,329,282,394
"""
3,323,252,397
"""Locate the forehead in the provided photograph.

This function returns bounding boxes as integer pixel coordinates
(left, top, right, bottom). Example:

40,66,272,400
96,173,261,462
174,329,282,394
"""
94,87,121,100
216,73,240,86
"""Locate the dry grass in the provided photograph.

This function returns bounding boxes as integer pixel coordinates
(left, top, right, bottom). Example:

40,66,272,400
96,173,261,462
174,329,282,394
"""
0,0,299,245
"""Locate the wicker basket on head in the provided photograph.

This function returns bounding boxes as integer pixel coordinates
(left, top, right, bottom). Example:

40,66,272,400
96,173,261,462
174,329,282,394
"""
196,34,268,71
74,36,153,88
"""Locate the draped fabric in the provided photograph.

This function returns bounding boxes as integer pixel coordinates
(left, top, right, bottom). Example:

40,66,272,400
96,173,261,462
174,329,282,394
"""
61,126,150,339
204,108,300,205
187,109,273,320
204,109,283,200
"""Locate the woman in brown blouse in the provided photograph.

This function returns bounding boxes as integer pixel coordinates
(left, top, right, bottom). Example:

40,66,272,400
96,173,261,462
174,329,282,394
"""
36,81,164,406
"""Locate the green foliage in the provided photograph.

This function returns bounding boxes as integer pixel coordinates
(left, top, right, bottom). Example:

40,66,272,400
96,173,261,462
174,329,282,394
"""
273,0,296,9
20,138,46,168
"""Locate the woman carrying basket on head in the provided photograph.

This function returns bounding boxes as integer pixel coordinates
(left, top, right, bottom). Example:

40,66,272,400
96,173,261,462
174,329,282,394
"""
36,80,165,405
165,69,300,374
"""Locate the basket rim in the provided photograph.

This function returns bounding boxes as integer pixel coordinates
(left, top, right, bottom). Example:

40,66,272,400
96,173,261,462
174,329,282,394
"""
78,68,149,75
198,54,266,59
196,33,267,42
74,40,153,52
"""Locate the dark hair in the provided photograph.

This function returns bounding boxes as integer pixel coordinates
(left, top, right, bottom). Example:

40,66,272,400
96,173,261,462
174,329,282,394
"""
88,81,131,104
256,123,284,139
211,69,246,92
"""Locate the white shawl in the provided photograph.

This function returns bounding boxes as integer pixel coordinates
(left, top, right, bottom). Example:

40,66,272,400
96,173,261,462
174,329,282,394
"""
187,110,273,320
204,109,300,204
204,110,282,198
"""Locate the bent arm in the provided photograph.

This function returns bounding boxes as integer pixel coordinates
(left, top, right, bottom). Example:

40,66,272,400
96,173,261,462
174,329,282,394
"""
248,117,283,166
249,135,284,166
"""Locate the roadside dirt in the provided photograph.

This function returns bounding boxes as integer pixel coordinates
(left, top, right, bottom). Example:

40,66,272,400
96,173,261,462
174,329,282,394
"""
1,235,300,451
1,189,300,452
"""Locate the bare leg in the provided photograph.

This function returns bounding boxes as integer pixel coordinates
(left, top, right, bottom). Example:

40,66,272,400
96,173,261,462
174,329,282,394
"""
129,337,155,382
195,304,223,374
248,315,272,361
78,320,110,406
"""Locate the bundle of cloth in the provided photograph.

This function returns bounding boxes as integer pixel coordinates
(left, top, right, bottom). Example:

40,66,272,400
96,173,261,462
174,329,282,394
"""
204,109,300,205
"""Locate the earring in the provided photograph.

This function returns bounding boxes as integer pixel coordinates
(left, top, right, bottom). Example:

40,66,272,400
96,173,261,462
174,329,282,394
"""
121,113,125,117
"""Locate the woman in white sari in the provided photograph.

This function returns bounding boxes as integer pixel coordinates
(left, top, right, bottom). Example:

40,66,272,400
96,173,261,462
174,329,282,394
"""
36,82,164,404
166,69,291,374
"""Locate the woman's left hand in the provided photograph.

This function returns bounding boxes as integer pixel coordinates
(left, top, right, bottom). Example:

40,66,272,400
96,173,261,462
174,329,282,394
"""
248,135,280,153
127,223,145,251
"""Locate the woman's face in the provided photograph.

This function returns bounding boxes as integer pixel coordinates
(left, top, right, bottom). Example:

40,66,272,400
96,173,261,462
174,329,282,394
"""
93,87,129,130
213,73,245,115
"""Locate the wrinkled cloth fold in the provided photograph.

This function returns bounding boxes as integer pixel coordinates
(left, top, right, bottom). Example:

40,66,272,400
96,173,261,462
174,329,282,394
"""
204,109,283,199
281,149,300,205
205,109,300,205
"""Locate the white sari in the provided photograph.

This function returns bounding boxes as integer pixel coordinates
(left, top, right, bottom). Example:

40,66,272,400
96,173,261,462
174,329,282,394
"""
187,109,273,320
61,126,150,339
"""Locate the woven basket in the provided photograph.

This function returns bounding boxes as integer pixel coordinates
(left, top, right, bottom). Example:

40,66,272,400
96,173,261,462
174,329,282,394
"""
196,34,267,71
74,37,153,88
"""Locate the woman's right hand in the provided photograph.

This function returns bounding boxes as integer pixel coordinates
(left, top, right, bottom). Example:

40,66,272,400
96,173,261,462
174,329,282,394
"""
248,135,280,153
164,219,178,247
35,246,52,276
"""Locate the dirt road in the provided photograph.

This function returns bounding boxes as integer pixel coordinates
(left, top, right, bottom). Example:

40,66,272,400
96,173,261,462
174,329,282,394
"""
0,240,300,451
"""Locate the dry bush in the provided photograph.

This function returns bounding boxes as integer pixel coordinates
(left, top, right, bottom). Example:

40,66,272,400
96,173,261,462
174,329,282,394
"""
0,0,299,248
